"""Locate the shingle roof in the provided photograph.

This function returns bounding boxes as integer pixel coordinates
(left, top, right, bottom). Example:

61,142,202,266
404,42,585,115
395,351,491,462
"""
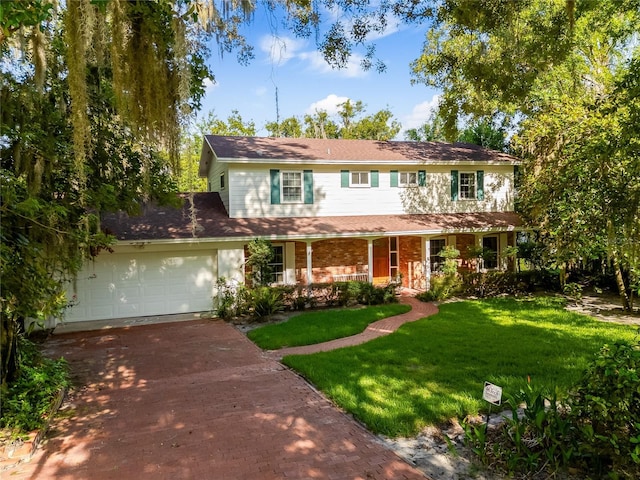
102,193,523,242
203,136,519,164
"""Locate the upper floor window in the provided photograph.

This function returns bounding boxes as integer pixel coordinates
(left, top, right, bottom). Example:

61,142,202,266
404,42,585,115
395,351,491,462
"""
391,170,426,187
282,171,302,202
350,171,370,187
459,172,476,199
270,169,314,205
451,170,484,201
220,173,225,190
399,171,418,187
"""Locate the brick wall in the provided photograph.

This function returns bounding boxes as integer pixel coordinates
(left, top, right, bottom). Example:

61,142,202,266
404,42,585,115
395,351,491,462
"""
399,236,424,289
295,239,369,284
457,234,477,271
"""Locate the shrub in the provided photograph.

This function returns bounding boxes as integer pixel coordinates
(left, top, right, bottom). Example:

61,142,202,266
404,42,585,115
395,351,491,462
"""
571,340,640,478
250,287,284,320
214,277,250,319
417,274,461,302
1,337,69,433
461,270,562,298
465,341,640,479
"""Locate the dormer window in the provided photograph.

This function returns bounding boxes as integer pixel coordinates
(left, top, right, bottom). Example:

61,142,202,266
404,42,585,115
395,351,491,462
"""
220,173,225,190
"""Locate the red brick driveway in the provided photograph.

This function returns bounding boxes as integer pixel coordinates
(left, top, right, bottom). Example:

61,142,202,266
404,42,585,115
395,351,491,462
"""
7,318,427,479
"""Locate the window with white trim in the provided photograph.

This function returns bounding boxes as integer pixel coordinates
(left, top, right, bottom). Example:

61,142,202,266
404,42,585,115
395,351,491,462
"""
270,245,284,284
281,171,302,202
429,239,447,272
482,236,498,269
459,172,476,199
220,173,225,190
399,171,418,186
350,171,370,187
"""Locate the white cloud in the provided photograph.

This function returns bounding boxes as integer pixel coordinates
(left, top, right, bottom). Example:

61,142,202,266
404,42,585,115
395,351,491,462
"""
402,95,441,131
202,77,217,93
307,94,351,116
259,33,367,78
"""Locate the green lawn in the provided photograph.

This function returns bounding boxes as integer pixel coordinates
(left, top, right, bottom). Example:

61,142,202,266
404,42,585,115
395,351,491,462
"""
282,297,636,437
247,303,411,350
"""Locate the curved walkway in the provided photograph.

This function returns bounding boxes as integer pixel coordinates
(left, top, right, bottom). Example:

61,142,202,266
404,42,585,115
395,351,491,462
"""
267,295,439,360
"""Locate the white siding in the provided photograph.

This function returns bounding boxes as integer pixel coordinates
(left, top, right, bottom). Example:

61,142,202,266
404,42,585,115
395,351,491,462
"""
208,162,230,212
227,164,515,218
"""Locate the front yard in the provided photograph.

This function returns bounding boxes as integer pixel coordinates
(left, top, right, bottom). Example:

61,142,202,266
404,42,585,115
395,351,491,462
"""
252,297,636,437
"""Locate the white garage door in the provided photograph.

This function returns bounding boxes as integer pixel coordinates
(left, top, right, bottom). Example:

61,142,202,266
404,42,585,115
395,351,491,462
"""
64,251,215,322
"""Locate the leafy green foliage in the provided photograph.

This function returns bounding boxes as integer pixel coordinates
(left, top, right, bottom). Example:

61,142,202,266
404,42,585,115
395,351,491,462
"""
571,340,640,477
213,277,250,320
466,340,640,479
250,287,284,320
268,99,400,140
245,238,275,287
178,110,256,192
416,274,461,302
0,337,69,433
461,270,562,298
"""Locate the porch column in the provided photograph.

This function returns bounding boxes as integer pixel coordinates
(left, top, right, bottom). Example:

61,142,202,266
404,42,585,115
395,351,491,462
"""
367,239,374,283
424,237,431,291
475,234,483,272
499,233,508,271
306,242,313,285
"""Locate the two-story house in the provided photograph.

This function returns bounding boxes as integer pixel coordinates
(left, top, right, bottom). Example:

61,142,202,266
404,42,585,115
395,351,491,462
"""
61,136,522,324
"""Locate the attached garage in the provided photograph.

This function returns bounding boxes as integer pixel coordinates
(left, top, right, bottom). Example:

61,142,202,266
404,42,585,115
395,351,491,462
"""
63,246,218,323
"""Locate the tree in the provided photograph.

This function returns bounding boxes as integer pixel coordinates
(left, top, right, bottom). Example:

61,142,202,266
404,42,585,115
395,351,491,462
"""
265,99,402,140
303,110,341,139
265,116,303,138
337,100,401,140
178,110,256,191
404,109,447,142
0,0,255,386
514,58,640,310
457,119,508,152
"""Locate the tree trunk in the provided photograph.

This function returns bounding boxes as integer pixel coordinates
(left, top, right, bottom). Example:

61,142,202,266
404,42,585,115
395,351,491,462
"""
608,219,632,312
1,314,19,389
613,260,632,312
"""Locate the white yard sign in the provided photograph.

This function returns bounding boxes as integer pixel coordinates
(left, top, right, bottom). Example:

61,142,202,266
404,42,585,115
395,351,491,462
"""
483,382,503,406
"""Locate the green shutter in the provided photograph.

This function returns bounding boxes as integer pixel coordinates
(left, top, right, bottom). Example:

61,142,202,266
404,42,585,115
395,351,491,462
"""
390,170,398,187
418,170,426,187
304,170,314,204
371,170,379,187
341,170,349,188
270,169,280,204
451,170,459,201
477,170,484,200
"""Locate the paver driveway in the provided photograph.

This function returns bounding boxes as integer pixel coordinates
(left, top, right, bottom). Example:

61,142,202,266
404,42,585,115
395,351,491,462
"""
7,318,427,479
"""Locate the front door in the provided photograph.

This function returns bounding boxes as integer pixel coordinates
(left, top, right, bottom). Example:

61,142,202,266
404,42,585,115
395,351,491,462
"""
373,238,389,284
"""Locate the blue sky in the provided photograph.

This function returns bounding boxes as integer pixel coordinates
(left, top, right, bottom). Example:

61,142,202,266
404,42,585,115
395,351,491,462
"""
199,6,440,139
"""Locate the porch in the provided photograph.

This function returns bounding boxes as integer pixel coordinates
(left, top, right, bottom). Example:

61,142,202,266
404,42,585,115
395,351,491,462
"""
285,233,517,290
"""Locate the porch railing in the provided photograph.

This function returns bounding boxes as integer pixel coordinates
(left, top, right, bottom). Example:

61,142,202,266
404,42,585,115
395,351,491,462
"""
332,273,369,282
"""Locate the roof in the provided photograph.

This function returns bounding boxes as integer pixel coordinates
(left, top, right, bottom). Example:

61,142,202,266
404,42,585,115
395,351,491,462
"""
102,193,523,243
199,136,519,176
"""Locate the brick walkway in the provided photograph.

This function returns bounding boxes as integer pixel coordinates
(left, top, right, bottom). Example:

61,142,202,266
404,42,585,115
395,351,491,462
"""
268,295,439,360
4,299,434,480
